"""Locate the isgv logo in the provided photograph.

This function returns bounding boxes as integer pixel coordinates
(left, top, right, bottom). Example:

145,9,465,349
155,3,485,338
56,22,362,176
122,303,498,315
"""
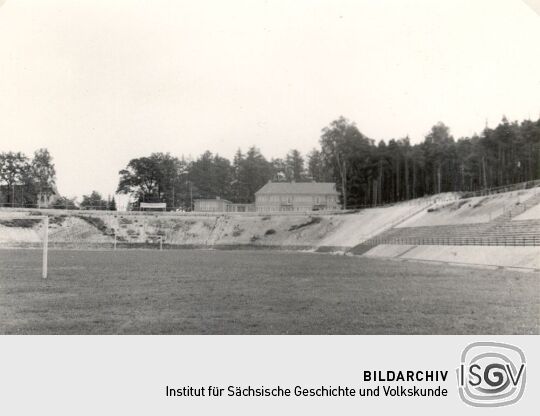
457,342,526,407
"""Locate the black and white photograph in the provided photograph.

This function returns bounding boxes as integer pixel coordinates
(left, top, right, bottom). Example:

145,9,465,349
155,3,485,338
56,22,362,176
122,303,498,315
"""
3,1,540,415
1,0,539,337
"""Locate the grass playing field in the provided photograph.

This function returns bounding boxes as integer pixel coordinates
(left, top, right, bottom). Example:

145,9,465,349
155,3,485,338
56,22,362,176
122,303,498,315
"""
0,248,538,334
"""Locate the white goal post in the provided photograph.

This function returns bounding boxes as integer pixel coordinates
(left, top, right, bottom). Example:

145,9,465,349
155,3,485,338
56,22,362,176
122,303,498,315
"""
42,216,48,279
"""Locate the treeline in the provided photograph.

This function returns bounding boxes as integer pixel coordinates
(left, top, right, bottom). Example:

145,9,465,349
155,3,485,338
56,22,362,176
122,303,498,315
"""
3,116,538,210
80,191,117,211
0,149,57,207
117,148,314,209
117,116,540,209
318,116,540,207
0,150,116,210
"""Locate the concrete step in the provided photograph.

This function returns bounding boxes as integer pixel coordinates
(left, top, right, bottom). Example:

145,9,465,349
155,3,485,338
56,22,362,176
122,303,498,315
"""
348,243,379,255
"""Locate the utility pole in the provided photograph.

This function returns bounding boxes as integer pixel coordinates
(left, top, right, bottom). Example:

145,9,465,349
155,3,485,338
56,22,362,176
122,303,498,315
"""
343,158,347,209
42,216,48,279
337,154,347,210
190,181,193,211
172,182,175,210
178,166,192,211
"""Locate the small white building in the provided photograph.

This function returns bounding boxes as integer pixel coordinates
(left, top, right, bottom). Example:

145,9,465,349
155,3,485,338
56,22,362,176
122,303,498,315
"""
254,181,340,212
194,197,231,212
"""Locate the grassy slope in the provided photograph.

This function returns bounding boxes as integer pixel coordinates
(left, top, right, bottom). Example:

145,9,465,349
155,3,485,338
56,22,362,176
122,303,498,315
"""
0,249,537,334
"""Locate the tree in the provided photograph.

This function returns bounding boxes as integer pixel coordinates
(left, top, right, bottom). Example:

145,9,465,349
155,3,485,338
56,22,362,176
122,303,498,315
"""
235,147,273,203
320,117,373,208
284,149,305,181
423,122,455,194
117,153,183,208
31,148,56,199
109,196,117,211
117,156,161,201
231,149,245,201
157,153,187,209
81,191,108,210
270,158,287,182
307,149,326,182
0,151,30,206
51,196,77,210
409,143,425,199
189,151,234,200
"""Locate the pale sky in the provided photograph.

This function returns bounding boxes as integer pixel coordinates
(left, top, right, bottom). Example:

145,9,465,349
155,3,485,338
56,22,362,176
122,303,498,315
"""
0,0,539,201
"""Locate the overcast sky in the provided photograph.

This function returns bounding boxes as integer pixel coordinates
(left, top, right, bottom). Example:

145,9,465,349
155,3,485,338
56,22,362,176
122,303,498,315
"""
1,0,539,201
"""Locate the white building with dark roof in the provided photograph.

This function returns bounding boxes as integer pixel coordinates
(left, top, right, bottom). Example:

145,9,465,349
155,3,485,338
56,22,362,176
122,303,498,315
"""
255,181,340,212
